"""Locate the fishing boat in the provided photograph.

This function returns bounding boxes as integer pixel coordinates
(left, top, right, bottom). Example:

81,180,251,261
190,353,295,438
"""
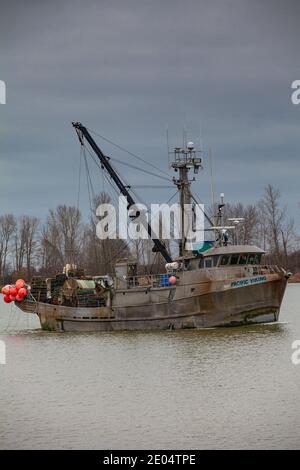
14,122,289,331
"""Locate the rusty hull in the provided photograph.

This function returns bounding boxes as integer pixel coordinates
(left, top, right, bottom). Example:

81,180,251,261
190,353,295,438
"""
15,269,287,332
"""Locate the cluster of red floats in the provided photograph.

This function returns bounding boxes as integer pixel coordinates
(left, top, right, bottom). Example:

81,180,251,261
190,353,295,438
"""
1,279,28,303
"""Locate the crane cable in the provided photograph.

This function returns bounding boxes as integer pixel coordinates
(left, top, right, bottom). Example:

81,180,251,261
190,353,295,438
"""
79,138,179,264
108,156,171,183
80,143,121,217
83,141,166,209
83,141,171,184
76,145,83,211
87,127,171,178
190,192,214,227
80,149,130,267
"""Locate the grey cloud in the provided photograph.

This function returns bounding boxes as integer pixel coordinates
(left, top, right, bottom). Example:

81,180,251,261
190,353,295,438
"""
0,0,300,223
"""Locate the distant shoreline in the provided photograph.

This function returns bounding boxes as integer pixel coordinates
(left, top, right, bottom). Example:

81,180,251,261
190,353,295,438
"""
288,273,300,283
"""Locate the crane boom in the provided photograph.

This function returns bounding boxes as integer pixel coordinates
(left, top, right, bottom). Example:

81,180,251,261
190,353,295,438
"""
72,122,172,263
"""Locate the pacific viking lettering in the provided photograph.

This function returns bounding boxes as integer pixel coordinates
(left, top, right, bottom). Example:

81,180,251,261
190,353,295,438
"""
231,276,267,288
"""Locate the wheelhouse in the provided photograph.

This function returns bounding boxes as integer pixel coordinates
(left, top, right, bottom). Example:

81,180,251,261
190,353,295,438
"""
179,245,265,271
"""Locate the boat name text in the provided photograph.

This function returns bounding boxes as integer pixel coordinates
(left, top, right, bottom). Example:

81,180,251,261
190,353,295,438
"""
230,275,267,288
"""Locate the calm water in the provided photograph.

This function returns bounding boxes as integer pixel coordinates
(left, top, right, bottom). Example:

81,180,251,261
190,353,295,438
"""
0,285,300,449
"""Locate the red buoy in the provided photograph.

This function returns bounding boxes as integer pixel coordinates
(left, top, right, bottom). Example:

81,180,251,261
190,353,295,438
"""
9,295,16,302
169,275,177,285
15,293,24,302
15,279,25,290
18,287,27,298
9,287,18,297
1,285,11,295
4,294,12,303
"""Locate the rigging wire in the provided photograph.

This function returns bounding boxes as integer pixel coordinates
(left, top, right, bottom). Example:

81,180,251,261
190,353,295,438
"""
82,144,131,230
87,127,171,178
190,192,214,227
108,156,171,183
82,142,147,202
78,136,180,264
96,155,179,263
76,145,83,211
102,171,123,207
78,147,129,268
82,141,164,208
82,143,120,207
84,137,179,219
82,147,96,219
130,185,174,189
113,189,180,268
76,129,215,266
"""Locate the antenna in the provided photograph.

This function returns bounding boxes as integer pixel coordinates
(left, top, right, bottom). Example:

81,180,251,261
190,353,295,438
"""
199,121,204,151
228,217,245,245
209,148,216,231
215,192,226,242
166,125,170,168
183,113,187,148
171,139,202,256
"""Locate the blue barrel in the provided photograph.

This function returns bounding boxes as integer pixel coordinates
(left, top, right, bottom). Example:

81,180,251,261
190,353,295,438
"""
160,274,169,287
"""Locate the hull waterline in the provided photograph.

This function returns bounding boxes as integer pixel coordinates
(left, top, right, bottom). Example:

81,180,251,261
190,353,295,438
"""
15,273,287,332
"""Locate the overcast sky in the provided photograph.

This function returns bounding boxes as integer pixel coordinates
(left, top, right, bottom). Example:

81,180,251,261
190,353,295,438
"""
1,0,299,225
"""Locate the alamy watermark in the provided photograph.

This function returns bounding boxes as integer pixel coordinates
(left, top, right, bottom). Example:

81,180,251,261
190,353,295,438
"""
95,196,204,249
291,340,300,365
0,340,6,365
0,80,6,104
291,80,300,105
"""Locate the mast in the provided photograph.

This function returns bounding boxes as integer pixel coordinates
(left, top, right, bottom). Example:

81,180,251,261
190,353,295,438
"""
72,122,172,263
171,142,202,256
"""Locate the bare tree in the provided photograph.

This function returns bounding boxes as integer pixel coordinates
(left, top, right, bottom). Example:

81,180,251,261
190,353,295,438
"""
85,192,129,275
280,217,295,268
222,202,259,245
258,185,285,262
23,216,39,276
40,217,64,274
14,218,26,272
0,214,16,281
41,205,84,272
1,181,299,278
13,216,39,277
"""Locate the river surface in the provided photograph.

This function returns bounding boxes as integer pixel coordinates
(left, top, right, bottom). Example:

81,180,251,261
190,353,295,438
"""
0,284,300,449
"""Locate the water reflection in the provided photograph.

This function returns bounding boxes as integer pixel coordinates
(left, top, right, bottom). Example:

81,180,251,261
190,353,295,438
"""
0,285,299,449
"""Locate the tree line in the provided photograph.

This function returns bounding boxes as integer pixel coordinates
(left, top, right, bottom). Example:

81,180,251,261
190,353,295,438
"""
222,184,297,269
0,185,299,283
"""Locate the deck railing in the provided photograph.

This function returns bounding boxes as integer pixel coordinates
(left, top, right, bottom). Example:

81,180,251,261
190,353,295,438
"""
116,264,284,290
251,264,282,275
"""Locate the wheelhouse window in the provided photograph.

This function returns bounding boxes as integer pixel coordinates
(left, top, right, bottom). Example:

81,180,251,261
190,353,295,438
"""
220,255,230,266
204,257,213,268
212,255,219,267
184,260,190,270
229,254,239,265
239,254,248,265
254,254,261,264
